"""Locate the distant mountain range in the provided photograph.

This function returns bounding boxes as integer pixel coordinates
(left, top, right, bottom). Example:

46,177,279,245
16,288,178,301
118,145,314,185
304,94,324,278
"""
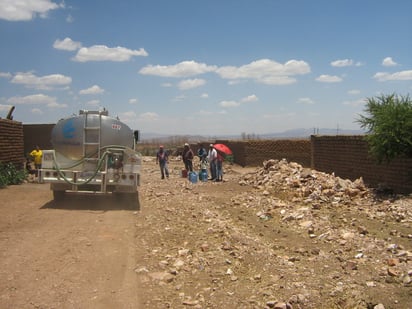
140,128,366,141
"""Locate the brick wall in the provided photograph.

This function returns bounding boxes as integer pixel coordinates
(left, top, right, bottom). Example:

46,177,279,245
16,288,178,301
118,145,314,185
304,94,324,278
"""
218,139,311,167
311,135,412,193
0,119,24,168
23,124,54,156
9,125,410,193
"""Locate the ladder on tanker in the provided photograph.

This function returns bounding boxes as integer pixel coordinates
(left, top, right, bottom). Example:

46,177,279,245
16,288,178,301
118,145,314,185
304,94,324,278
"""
82,110,104,165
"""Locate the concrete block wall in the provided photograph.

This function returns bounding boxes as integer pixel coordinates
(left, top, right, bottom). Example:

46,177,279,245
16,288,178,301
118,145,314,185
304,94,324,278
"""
0,119,24,168
311,135,412,193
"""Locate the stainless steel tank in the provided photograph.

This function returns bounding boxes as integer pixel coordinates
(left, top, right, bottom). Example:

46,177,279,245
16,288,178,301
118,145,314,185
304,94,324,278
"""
51,110,134,160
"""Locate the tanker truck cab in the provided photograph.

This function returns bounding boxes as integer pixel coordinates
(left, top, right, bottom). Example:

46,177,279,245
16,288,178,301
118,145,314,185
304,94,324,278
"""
40,109,142,209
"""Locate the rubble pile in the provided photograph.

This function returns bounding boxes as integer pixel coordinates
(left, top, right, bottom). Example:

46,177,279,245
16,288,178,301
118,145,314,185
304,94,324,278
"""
239,158,371,205
237,158,412,225
136,157,411,309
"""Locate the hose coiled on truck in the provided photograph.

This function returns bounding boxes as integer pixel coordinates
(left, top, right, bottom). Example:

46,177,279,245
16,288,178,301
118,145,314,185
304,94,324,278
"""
51,145,133,186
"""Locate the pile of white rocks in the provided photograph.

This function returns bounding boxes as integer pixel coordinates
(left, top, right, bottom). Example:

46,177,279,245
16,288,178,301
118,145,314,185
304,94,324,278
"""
239,158,372,205
238,159,412,222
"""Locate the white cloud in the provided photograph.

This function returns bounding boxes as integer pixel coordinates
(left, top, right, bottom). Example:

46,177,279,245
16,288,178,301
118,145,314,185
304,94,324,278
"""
331,59,354,67
121,111,137,118
216,59,310,85
315,74,343,83
241,94,258,103
73,45,148,62
298,97,314,104
0,72,12,78
66,14,73,23
138,112,159,121
200,93,208,99
197,110,213,115
343,99,364,107
47,101,67,108
382,57,397,67
228,80,244,85
161,83,173,87
79,85,104,95
129,98,138,104
0,104,13,113
178,78,206,90
218,94,258,108
373,70,412,81
7,93,66,108
172,95,186,102
117,111,138,123
139,58,310,85
219,100,240,107
0,0,63,21
53,37,82,51
86,99,100,107
348,89,361,95
31,108,43,115
11,72,72,90
140,60,217,78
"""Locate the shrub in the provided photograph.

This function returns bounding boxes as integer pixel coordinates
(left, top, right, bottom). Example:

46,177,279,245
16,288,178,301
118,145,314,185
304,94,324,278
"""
0,162,27,188
357,93,412,162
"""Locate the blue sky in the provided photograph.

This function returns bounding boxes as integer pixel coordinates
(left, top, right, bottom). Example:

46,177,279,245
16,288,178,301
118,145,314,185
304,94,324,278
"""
0,0,411,136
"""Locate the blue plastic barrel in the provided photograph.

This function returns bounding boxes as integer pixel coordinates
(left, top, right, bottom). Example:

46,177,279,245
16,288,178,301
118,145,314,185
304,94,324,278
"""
199,170,208,182
189,171,198,183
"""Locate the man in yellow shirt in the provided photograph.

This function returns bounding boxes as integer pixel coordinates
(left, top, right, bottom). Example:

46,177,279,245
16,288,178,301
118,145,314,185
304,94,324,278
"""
30,145,43,177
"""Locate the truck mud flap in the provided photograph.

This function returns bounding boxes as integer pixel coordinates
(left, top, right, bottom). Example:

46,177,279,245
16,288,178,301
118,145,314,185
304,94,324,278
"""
114,192,140,210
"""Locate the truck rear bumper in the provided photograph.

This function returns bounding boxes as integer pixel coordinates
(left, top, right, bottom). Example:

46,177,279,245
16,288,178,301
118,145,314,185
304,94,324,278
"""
43,169,140,194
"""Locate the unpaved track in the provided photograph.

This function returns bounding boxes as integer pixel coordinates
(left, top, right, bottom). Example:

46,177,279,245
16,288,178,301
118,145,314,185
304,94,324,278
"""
1,157,411,309
0,183,141,308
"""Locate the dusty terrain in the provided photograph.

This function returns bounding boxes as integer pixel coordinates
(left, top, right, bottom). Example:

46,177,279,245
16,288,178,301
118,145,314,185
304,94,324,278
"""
0,156,411,309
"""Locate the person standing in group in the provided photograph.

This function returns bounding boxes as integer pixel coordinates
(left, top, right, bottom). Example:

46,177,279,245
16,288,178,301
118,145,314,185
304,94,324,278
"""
208,144,217,181
156,145,169,179
197,144,207,160
182,143,194,172
215,150,224,182
30,145,43,177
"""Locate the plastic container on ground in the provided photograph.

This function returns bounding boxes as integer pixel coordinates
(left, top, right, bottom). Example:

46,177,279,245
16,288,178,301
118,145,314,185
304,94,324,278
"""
189,171,198,183
199,170,208,182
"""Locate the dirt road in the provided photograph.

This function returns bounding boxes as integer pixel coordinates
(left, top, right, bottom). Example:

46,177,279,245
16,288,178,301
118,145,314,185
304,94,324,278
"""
0,156,411,309
0,183,141,308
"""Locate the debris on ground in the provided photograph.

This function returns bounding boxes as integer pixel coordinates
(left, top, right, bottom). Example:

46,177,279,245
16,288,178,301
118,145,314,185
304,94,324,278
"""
136,157,411,308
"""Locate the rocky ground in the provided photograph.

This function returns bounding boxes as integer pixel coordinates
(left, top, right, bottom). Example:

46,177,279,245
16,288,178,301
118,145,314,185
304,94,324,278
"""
0,156,411,309
136,157,411,309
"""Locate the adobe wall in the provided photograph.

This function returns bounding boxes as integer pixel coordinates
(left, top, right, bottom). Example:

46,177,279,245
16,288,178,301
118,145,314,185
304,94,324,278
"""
311,135,412,193
9,124,411,193
23,124,54,156
0,119,24,168
219,139,311,167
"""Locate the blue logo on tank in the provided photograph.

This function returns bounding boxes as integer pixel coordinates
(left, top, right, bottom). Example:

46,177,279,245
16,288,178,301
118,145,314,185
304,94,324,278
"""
62,119,75,138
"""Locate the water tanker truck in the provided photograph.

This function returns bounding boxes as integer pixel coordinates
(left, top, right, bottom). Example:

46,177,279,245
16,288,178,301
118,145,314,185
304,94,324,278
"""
40,109,141,207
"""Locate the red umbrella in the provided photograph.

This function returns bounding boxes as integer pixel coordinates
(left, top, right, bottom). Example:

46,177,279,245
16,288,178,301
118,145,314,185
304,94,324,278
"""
213,143,232,155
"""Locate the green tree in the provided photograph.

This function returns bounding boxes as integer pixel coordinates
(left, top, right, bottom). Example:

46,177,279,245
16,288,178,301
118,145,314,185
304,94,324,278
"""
357,93,412,162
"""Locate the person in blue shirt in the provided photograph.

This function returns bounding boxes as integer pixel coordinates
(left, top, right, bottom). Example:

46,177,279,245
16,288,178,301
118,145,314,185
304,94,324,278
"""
197,144,207,159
